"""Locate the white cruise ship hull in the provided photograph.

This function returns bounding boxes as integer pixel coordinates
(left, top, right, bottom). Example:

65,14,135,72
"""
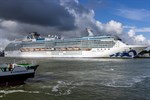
4,33,148,58
5,46,146,58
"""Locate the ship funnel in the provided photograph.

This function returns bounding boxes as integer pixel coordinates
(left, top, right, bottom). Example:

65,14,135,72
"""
86,28,94,36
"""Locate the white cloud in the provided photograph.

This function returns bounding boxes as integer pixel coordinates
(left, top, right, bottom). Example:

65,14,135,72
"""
135,27,150,33
104,20,123,34
34,1,150,45
124,26,150,33
96,21,103,30
116,8,150,21
0,38,10,49
127,29,148,44
134,34,146,42
60,0,124,37
125,26,150,44
0,20,18,31
123,25,135,29
62,3,123,37
60,1,150,45
128,29,135,37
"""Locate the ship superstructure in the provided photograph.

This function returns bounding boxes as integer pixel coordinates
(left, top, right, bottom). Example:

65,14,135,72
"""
4,32,147,58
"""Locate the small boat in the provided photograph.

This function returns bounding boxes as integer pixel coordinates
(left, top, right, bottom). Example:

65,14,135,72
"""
0,63,39,86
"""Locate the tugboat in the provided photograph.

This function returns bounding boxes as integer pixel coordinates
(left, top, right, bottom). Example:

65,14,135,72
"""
0,63,39,86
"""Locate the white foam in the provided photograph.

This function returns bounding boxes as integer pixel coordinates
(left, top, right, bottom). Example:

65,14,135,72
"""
100,75,149,88
102,81,133,88
65,89,71,95
0,95,3,98
0,89,40,98
51,81,76,96
0,90,25,94
52,85,59,92
28,91,40,94
110,68,114,71
57,81,64,84
41,86,52,89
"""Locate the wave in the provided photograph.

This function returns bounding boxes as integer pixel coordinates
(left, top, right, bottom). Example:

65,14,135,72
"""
99,75,150,88
41,80,84,96
51,81,75,96
67,69,150,88
0,90,40,98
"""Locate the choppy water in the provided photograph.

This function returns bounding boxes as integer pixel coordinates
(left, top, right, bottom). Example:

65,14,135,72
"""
0,57,150,100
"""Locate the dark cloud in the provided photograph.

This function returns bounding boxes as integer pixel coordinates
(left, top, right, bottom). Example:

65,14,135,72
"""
0,0,76,30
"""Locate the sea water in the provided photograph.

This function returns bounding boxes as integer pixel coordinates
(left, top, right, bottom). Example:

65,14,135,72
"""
0,57,150,100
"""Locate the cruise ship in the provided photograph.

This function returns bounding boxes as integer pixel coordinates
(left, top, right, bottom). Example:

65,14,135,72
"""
4,31,147,58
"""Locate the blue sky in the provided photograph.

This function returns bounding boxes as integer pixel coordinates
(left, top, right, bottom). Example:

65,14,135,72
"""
80,0,150,39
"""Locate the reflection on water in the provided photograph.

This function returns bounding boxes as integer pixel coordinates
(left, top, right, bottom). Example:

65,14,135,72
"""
0,57,150,100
